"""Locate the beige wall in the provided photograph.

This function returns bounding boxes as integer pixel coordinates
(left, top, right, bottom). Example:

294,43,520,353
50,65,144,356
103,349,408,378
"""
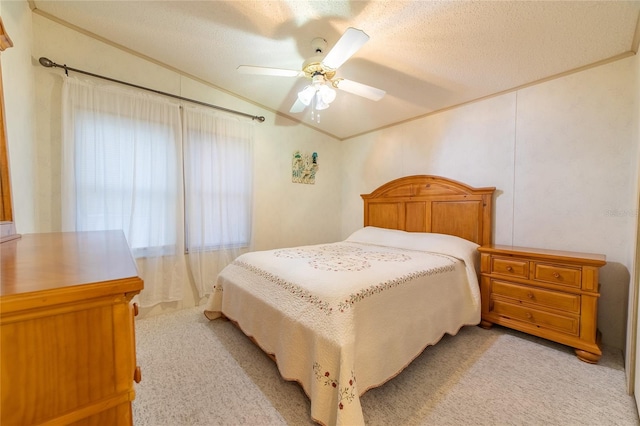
341,56,639,351
1,0,36,233
632,45,640,402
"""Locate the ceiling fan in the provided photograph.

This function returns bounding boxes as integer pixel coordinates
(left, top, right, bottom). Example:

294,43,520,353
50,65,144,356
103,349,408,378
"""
237,27,386,116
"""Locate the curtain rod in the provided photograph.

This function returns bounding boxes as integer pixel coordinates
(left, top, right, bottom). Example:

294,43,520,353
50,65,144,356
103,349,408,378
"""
38,57,266,123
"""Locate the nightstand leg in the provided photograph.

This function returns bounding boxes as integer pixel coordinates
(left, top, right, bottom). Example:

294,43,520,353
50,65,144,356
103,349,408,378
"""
575,349,601,364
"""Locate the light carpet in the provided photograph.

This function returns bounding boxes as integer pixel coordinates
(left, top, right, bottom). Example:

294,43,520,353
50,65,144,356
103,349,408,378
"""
132,305,639,426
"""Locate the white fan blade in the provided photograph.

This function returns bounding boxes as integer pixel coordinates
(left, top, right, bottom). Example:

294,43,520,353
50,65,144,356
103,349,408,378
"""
237,65,302,77
334,79,385,101
322,27,369,70
289,98,307,113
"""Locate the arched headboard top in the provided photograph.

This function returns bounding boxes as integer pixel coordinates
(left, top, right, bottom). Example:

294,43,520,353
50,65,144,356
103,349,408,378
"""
361,175,496,246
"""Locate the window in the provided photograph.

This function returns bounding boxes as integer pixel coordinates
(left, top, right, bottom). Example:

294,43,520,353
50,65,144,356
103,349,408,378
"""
73,110,180,256
183,106,253,251
63,77,254,305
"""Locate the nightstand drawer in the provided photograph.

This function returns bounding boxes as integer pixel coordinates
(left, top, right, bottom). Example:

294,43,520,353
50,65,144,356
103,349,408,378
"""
491,280,580,313
533,262,581,288
491,256,528,279
492,299,580,335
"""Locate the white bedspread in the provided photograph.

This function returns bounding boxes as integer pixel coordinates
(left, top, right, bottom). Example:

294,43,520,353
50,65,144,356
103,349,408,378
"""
204,227,481,425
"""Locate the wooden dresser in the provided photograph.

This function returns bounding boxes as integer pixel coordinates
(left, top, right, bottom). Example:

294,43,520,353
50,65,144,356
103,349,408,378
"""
1,231,143,425
478,244,606,363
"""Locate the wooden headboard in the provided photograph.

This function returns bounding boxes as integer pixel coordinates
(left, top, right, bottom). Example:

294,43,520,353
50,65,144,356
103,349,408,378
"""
361,175,496,246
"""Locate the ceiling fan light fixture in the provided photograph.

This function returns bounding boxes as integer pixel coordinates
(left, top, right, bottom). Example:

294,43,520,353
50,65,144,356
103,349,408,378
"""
317,84,336,105
315,99,330,111
298,78,336,109
297,85,317,106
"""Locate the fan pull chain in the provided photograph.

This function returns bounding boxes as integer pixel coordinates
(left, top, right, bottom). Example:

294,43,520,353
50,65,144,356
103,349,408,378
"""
310,92,320,124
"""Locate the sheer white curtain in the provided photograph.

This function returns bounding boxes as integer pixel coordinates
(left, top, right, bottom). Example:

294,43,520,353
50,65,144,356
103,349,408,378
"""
182,106,254,298
61,77,186,307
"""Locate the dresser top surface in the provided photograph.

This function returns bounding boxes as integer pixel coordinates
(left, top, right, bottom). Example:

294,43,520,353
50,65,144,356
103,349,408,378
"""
478,244,606,266
1,231,142,297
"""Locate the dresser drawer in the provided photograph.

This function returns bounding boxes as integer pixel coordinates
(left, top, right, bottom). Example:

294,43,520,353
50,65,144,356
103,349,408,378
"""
490,256,528,279
533,262,581,288
491,279,580,314
491,299,580,336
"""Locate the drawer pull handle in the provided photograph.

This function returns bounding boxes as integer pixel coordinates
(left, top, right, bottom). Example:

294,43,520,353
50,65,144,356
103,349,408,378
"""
526,312,533,319
134,366,142,383
133,303,139,316
527,292,534,299
506,266,513,272
553,272,560,279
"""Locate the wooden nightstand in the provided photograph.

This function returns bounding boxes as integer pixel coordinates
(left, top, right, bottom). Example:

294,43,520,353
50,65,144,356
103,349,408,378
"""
478,245,606,363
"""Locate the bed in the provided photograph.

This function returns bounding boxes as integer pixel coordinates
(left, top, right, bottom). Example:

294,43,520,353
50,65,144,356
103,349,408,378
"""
204,175,495,425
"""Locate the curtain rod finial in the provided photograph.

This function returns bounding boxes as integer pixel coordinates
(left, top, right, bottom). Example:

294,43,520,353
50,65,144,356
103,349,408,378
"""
39,57,55,68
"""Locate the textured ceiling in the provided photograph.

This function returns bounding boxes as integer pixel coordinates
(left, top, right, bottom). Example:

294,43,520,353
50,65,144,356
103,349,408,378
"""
31,1,640,140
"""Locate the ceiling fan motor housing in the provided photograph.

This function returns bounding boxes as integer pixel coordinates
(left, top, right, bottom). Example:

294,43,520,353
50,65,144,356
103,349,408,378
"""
302,56,336,80
301,37,337,81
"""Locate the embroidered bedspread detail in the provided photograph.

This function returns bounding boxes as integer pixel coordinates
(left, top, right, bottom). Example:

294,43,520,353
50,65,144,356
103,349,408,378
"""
232,242,457,315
